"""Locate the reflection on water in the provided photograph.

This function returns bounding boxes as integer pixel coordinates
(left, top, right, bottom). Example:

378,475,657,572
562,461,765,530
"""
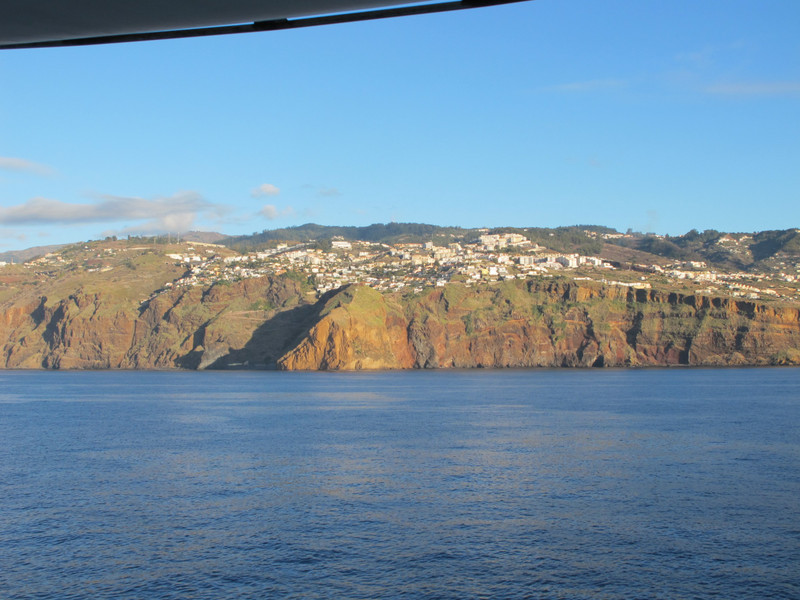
1,369,798,599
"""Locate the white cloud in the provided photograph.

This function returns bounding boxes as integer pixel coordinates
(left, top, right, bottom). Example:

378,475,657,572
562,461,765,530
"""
260,204,295,220
261,204,279,219
0,191,215,234
251,183,280,197
111,213,200,236
703,81,800,96
0,157,54,176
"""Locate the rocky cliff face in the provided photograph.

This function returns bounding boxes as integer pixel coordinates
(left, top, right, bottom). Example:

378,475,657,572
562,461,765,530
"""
0,276,314,369
1,277,799,370
276,281,800,370
278,286,414,370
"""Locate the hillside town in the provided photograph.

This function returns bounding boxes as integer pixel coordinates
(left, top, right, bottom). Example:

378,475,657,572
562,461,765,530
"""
11,229,797,305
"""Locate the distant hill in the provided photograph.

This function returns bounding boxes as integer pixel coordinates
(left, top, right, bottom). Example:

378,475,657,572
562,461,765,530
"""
221,223,800,270
220,222,614,255
0,244,67,264
3,225,798,272
220,223,472,251
181,231,227,244
0,232,225,264
608,228,800,270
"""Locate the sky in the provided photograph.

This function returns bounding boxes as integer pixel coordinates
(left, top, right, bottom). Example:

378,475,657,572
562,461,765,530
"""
1,0,799,251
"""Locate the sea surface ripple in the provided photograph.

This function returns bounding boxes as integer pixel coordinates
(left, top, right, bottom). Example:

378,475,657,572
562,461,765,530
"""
1,368,798,599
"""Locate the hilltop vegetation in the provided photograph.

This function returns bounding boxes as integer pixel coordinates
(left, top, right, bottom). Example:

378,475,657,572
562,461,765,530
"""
221,223,613,255
222,223,468,251
609,228,800,270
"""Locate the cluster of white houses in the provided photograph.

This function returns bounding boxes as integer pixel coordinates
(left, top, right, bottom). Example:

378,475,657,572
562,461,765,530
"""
8,233,797,304
162,234,624,295
161,235,795,301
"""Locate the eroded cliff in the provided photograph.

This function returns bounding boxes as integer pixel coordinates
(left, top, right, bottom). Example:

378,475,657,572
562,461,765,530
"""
1,277,798,369
277,281,800,369
0,276,315,369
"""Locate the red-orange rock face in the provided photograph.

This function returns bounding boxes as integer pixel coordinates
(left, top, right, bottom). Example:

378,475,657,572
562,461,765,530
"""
1,278,799,370
276,281,800,370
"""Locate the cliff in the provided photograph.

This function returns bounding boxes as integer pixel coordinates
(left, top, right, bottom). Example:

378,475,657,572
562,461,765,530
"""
1,276,315,369
1,277,799,370
279,281,800,370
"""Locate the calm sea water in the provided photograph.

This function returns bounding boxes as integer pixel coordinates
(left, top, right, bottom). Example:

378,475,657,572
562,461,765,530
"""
0,368,798,599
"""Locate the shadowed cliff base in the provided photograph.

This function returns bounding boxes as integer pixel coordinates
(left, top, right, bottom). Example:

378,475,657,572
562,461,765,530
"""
1,276,799,370
198,287,344,369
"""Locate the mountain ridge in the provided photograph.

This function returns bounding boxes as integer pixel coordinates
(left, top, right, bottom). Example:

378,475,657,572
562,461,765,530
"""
5,224,799,271
222,223,800,271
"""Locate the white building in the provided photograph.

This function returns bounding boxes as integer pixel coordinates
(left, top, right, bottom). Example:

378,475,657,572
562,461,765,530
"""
555,255,579,268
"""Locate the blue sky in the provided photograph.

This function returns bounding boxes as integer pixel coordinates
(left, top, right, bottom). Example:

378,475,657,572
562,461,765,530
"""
1,0,798,251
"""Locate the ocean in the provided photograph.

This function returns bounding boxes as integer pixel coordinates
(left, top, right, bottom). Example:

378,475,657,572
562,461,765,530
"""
1,368,798,599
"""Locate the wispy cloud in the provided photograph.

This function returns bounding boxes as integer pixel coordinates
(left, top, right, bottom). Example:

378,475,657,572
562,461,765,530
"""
703,81,800,96
260,204,295,220
251,183,280,197
0,157,55,176
671,42,799,98
111,214,200,236
0,229,27,246
317,187,341,198
675,42,746,70
565,156,605,169
541,79,626,93
301,184,343,198
0,191,216,234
